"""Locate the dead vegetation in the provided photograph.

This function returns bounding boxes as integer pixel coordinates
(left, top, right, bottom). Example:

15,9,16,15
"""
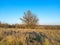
0,28,60,45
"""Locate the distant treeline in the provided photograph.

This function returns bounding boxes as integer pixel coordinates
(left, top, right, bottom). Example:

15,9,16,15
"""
0,23,60,29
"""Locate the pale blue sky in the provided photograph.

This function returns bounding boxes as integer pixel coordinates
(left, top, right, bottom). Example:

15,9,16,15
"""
0,0,60,25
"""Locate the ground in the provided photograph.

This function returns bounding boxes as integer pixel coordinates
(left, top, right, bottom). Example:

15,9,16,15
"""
0,28,60,45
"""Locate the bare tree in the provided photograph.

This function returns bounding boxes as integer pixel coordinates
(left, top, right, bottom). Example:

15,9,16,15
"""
20,10,39,28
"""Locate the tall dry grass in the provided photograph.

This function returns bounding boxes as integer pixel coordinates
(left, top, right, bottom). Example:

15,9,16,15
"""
0,28,60,45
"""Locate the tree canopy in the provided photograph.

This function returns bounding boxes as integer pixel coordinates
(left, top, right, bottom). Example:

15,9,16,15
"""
20,10,39,28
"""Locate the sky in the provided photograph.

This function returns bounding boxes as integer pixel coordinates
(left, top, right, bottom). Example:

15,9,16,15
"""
0,0,60,25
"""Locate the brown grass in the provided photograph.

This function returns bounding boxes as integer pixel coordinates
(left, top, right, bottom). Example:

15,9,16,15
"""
0,28,60,45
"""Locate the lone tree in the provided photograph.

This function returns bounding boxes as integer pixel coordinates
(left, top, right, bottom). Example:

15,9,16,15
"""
20,10,39,28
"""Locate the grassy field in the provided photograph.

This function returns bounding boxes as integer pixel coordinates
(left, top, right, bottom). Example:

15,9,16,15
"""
0,28,60,45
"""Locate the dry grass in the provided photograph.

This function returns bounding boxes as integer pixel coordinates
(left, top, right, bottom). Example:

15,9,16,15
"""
0,28,60,45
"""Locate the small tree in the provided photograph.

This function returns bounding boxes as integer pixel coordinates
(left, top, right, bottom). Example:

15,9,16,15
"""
0,21,1,24
20,10,39,28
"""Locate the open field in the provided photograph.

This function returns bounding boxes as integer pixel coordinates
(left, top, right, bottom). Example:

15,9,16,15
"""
0,28,60,45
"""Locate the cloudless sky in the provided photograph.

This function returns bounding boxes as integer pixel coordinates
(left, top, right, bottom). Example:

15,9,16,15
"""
0,0,60,25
